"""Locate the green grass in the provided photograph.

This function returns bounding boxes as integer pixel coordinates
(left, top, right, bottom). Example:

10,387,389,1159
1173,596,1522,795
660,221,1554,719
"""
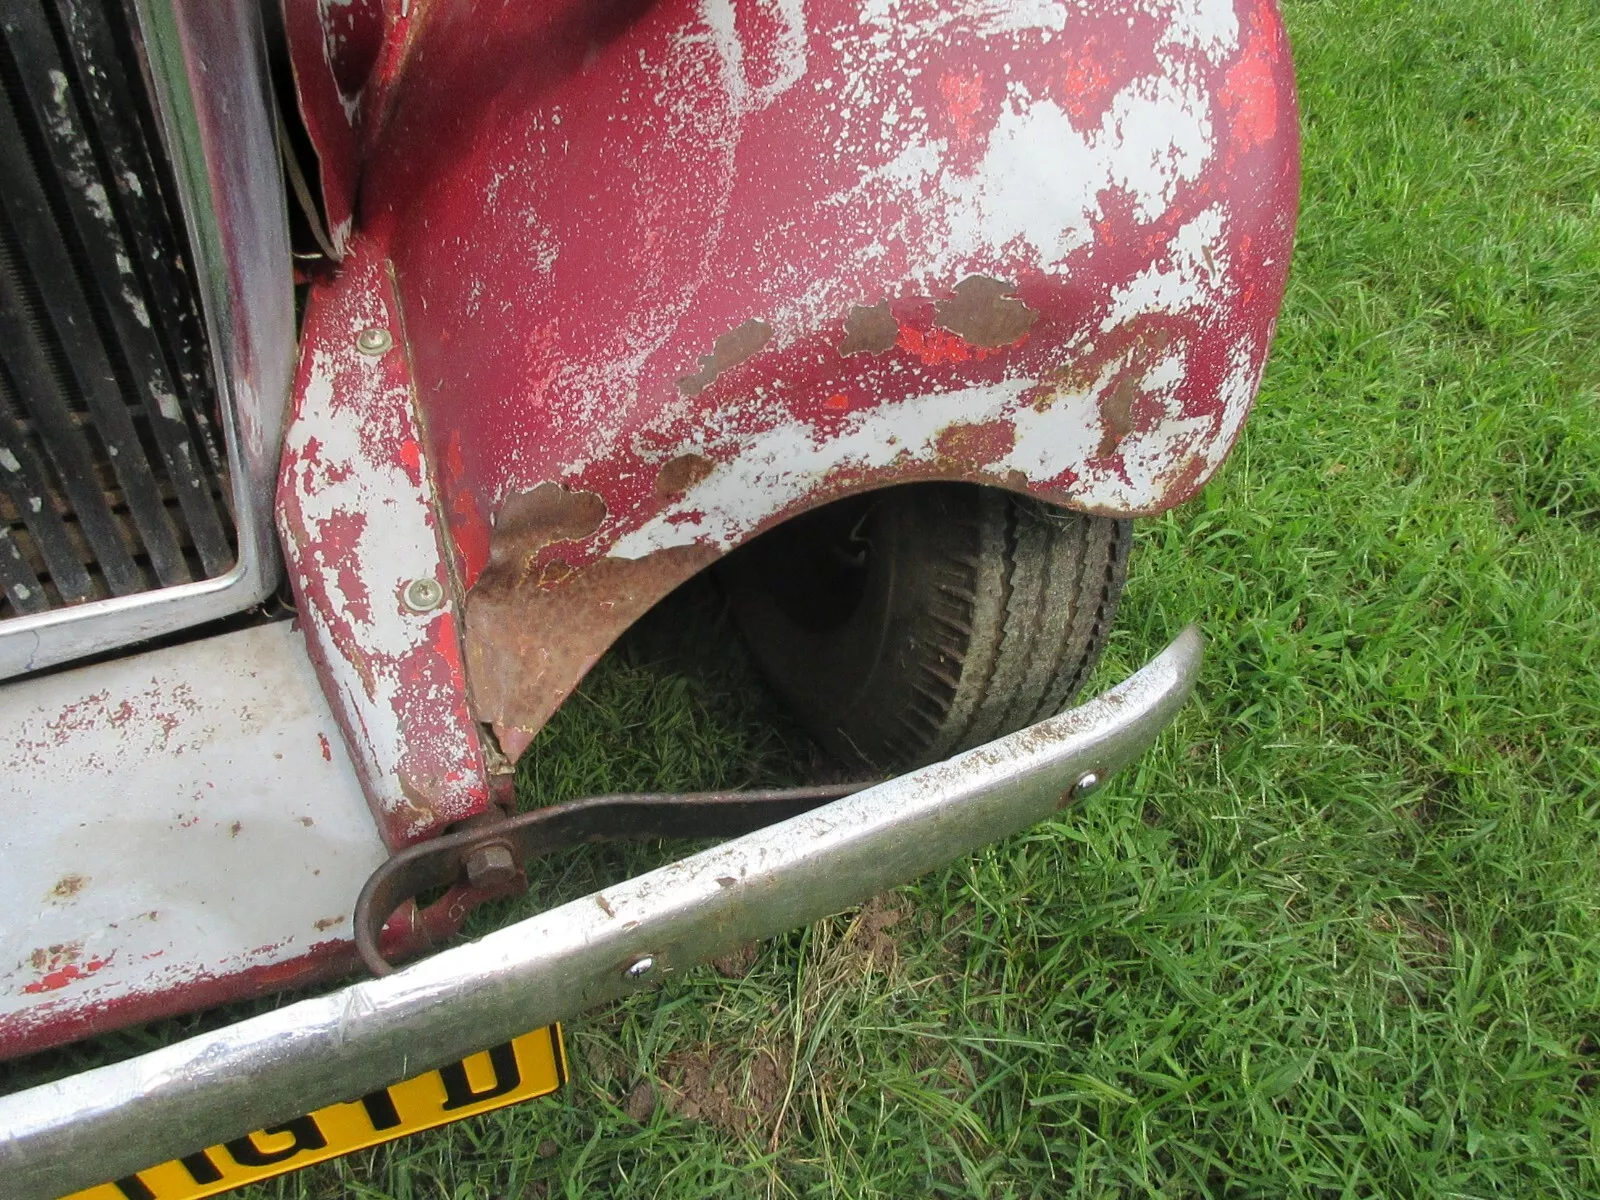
21,0,1600,1194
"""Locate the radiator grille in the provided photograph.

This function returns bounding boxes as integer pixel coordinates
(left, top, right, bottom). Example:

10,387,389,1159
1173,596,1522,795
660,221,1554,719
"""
0,0,233,620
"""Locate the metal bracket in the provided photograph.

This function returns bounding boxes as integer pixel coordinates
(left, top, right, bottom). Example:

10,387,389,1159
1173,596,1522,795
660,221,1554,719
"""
355,783,869,975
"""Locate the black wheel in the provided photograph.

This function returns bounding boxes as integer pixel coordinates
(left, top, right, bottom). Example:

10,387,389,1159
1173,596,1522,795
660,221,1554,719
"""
719,483,1133,770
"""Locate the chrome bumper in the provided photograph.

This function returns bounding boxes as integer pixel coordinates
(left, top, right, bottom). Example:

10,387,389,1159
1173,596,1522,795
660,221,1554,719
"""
0,628,1202,1200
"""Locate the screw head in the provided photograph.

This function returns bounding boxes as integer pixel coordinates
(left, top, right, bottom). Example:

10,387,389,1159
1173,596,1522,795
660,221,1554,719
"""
1073,771,1101,798
624,955,656,980
402,577,445,612
356,327,393,355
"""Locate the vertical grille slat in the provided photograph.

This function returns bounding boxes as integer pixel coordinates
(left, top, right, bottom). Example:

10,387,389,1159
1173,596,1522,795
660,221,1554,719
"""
0,370,94,602
45,0,234,574
58,0,225,480
0,51,190,588
0,526,49,614
0,0,235,622
0,232,144,595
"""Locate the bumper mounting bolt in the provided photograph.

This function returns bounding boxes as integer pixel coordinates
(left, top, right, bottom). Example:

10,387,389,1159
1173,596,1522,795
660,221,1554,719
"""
1073,771,1101,798
624,955,656,980
464,843,518,889
356,327,393,355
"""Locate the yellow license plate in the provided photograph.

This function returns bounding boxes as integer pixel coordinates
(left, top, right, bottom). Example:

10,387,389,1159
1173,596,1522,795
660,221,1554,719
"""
69,1026,567,1200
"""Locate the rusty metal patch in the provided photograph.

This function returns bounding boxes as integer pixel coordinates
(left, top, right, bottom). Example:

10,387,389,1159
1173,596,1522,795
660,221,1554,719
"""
678,319,774,397
936,420,1018,467
654,453,715,498
492,482,607,560
467,543,718,761
934,276,1039,349
1096,375,1141,459
839,301,899,356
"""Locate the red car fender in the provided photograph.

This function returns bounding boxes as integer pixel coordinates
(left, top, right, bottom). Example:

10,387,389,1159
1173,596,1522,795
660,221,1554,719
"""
281,0,1298,835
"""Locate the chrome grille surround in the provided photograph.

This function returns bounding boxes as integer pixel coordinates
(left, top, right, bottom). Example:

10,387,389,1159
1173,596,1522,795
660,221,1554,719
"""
0,0,292,678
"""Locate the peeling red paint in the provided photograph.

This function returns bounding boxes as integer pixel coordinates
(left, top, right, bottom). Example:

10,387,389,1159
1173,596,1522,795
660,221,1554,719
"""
267,0,1299,760
313,508,373,625
896,324,994,366
397,436,423,484
23,955,112,995
939,71,985,144
0,935,399,1061
279,0,421,256
276,242,490,846
444,428,491,586
1061,38,1118,123
1221,9,1283,157
9,685,197,768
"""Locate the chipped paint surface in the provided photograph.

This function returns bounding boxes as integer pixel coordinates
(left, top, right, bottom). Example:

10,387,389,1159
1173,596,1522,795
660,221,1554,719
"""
0,620,388,1060
362,0,1294,544
283,0,424,258
276,241,489,846
303,0,1298,752
282,0,379,256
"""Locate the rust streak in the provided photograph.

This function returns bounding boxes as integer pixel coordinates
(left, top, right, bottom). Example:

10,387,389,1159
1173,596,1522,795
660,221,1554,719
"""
538,559,577,589
1096,376,1140,459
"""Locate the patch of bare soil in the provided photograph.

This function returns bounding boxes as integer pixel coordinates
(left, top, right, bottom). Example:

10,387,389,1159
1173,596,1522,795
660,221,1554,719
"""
710,939,760,977
844,892,911,971
623,1079,657,1122
660,1044,790,1139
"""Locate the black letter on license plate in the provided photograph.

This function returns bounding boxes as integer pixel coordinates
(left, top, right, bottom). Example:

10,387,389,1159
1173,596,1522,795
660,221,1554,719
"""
225,1115,329,1166
440,1041,521,1110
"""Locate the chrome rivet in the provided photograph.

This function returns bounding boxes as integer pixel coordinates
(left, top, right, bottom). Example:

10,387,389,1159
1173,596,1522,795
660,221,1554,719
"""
402,577,445,613
356,327,393,355
1073,772,1101,798
624,955,656,980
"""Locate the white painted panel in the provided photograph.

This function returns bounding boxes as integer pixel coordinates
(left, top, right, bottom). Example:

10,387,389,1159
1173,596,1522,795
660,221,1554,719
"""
0,620,387,1047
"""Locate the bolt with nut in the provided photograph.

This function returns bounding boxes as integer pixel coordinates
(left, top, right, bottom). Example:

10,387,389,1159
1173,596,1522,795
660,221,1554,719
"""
464,842,519,890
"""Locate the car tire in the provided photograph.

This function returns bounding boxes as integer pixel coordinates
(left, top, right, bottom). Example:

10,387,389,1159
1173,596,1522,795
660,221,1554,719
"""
719,483,1133,770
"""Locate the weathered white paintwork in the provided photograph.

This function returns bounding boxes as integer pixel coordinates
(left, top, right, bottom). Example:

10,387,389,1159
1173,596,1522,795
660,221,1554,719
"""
0,620,387,1055
275,247,491,848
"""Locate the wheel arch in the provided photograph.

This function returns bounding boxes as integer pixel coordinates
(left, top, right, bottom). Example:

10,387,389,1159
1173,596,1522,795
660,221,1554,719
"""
281,0,1299,765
